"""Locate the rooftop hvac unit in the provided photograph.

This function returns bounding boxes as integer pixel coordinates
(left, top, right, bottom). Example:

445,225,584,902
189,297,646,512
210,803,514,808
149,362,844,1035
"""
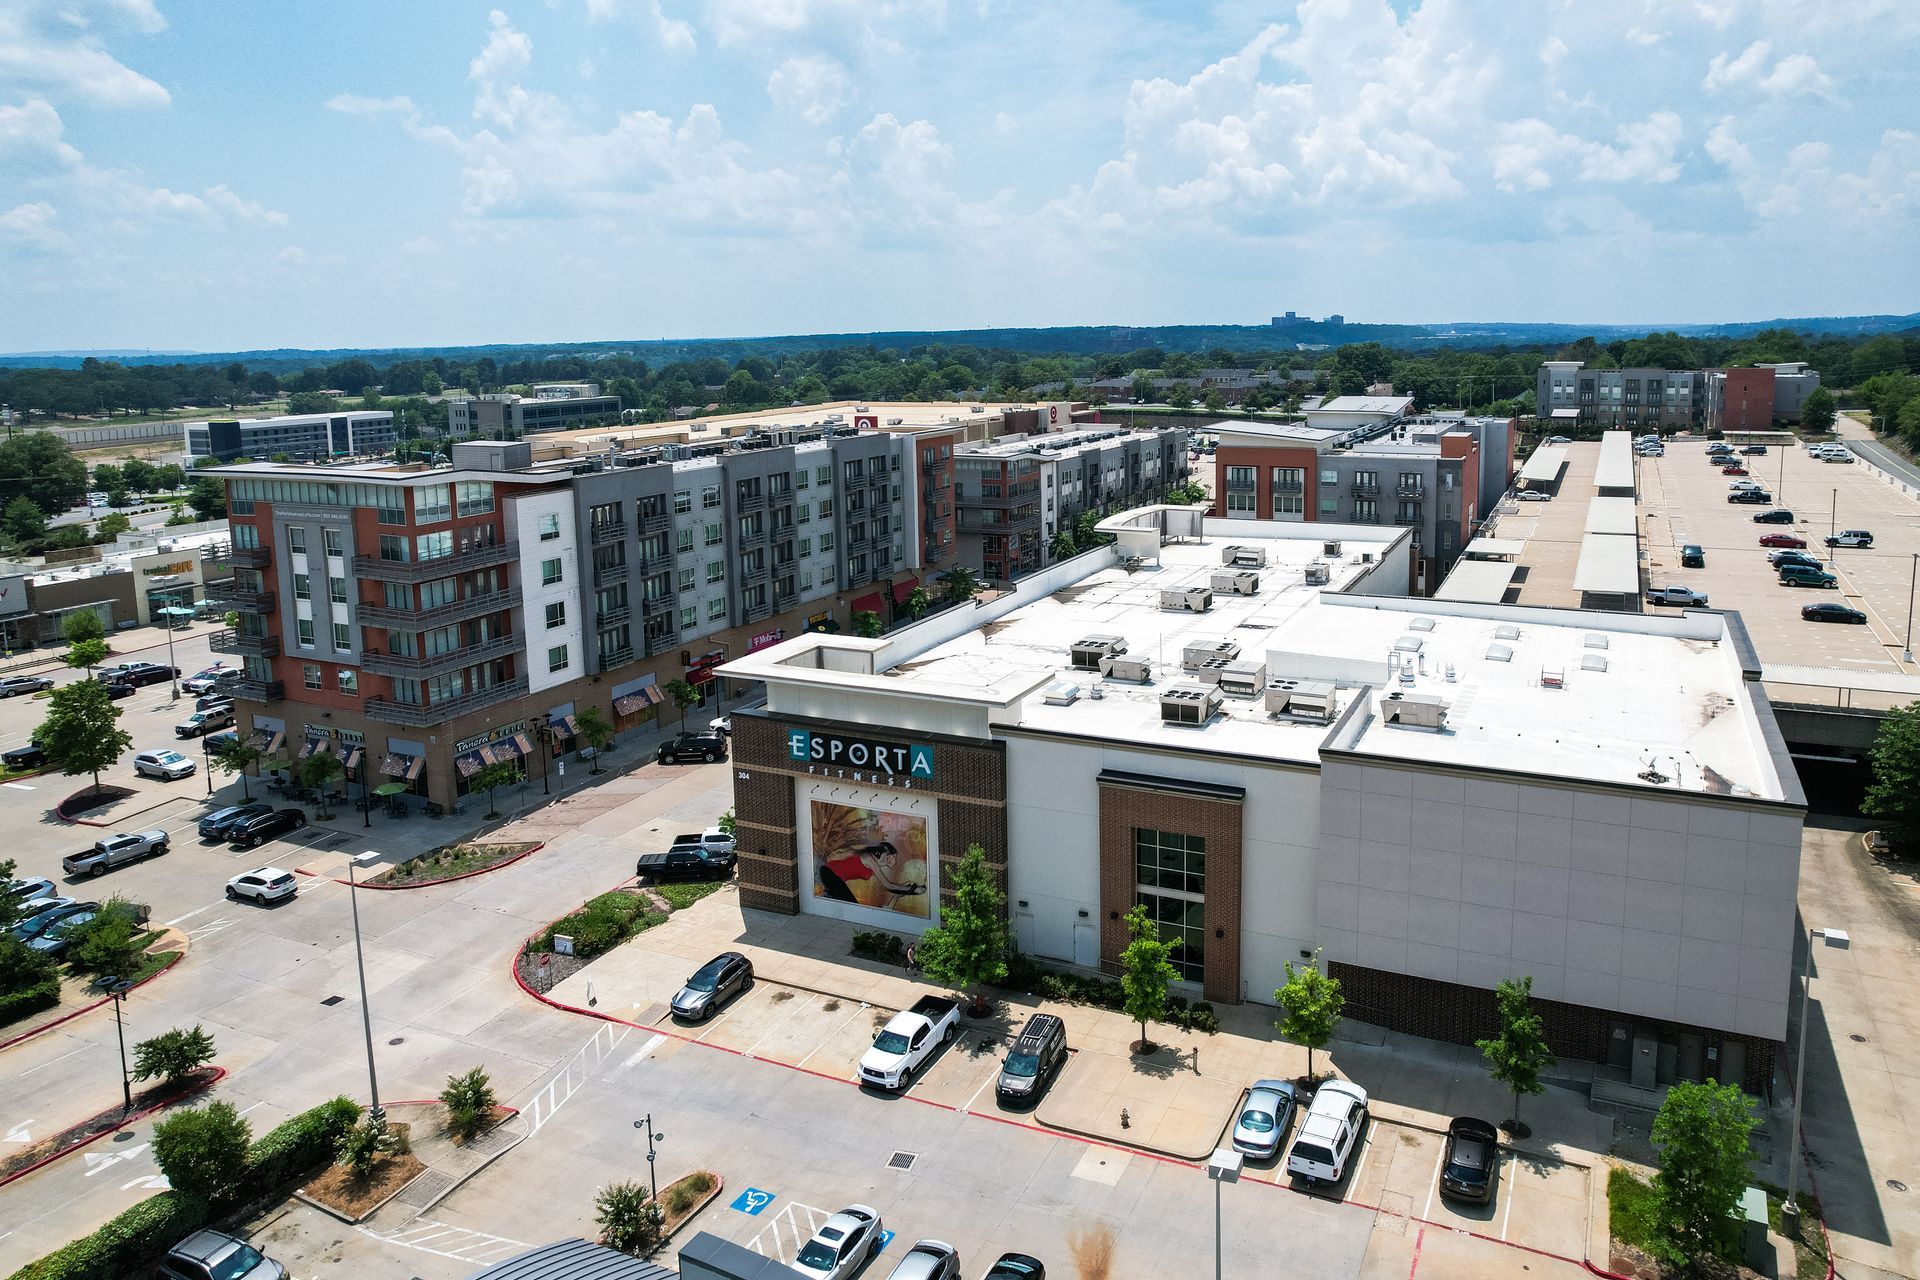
1221,544,1267,568
1042,681,1082,706
1381,691,1449,730
1160,683,1223,726
1100,654,1154,683
1211,569,1260,596
1266,678,1337,722
1304,562,1332,586
1070,633,1129,669
1217,660,1267,698
1193,656,1233,685
1161,586,1214,613
1323,539,1343,556
1182,638,1240,670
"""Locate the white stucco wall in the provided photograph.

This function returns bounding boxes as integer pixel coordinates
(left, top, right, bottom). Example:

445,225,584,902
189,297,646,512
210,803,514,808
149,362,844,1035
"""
512,489,584,694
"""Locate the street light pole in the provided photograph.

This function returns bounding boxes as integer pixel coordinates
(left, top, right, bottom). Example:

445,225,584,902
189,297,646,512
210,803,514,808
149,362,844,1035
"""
91,976,135,1111
1904,553,1916,666
633,1114,667,1202
1207,1148,1242,1280
1784,926,1851,1224
361,756,372,829
203,738,214,797
537,716,550,796
1829,489,1838,564
348,852,383,1122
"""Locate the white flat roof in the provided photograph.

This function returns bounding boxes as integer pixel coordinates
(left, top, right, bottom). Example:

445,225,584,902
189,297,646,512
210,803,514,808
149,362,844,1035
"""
1463,537,1527,558
1585,497,1638,536
1432,560,1517,604
1213,420,1345,445
1518,446,1566,485
1595,431,1636,491
1572,532,1641,595
1308,396,1414,415
1761,665,1920,697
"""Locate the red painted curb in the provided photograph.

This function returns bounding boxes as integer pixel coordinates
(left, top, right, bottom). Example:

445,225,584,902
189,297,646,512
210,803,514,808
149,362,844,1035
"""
344,842,546,890
0,949,184,1053
0,1065,227,1190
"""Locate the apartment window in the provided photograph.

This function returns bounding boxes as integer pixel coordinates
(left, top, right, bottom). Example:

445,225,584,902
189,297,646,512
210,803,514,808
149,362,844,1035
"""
456,481,494,516
1320,497,1340,514
377,499,406,525
1353,498,1379,522
416,484,451,522
545,601,566,629
323,528,344,556
795,469,810,490
384,581,411,609
288,528,306,555
1225,465,1255,491
333,622,351,651
820,564,835,584
538,513,561,541
816,465,831,486
378,534,407,563
1441,471,1456,491
677,528,694,553
704,597,724,621
1274,492,1304,517
416,530,453,561
674,490,692,514
548,644,569,673
678,568,695,592
706,561,725,584
232,523,260,550
817,497,835,519
590,501,623,531
1319,468,1338,484
541,557,563,585
303,663,322,690
680,607,697,630
702,485,720,509
819,531,835,553
1396,501,1421,524
704,521,723,546
328,577,347,605
797,503,811,523
337,669,357,694
798,537,812,557
1135,828,1205,983
293,573,311,600
420,578,455,609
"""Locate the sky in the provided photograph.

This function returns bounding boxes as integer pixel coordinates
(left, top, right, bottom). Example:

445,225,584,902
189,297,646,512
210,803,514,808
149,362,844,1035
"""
3,0,1918,353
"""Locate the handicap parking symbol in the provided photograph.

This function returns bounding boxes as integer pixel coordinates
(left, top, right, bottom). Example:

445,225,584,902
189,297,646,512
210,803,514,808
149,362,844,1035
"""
876,1230,894,1253
730,1187,776,1216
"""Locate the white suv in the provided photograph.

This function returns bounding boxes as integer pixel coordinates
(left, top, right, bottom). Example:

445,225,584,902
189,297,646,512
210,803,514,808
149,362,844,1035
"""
1286,1079,1369,1185
133,749,196,781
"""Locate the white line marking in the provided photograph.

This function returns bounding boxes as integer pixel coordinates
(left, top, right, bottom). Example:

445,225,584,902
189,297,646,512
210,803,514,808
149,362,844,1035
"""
235,1101,268,1118
22,1045,89,1076
1421,1137,1447,1222
360,1221,528,1262
795,1004,865,1069
3,782,34,791
163,903,216,927
1500,1152,1517,1241
1345,1119,1373,1202
742,993,816,1059
960,1062,998,1114
618,1033,665,1069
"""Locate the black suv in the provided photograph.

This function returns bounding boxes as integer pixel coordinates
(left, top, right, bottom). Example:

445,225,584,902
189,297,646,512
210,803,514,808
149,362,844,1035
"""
997,1013,1067,1105
657,732,727,764
635,847,736,882
3,740,46,770
200,803,273,841
228,808,307,849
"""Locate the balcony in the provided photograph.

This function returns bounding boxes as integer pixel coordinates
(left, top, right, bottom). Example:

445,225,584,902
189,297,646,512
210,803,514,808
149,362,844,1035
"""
924,540,947,563
1396,485,1425,499
204,580,275,613
735,492,766,514
642,594,675,617
590,521,627,545
354,541,514,582
741,558,771,583
637,509,671,535
231,677,283,702
210,545,271,571
363,674,529,727
598,645,635,672
1225,476,1257,492
357,586,521,629
972,483,1041,507
920,454,941,472
959,508,1041,534
843,563,874,588
1274,479,1304,493
1350,479,1381,495
593,562,629,589
209,628,280,658
596,604,631,627
1394,511,1424,527
359,633,522,676
737,522,769,545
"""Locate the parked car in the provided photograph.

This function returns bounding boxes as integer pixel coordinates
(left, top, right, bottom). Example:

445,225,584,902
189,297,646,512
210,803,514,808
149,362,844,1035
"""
1728,489,1772,504
101,678,135,700
996,1013,1067,1106
174,706,236,738
10,899,85,941
1721,464,1749,476
671,828,737,857
1770,549,1823,567
1546,435,1571,445
180,665,238,695
884,1241,960,1280
981,1255,1046,1280
1739,444,1768,455
0,674,54,698
708,714,732,736
158,1230,286,1280
1515,490,1550,502
133,749,196,780
1232,1078,1300,1160
63,829,169,877
634,846,736,883
194,692,235,714
1440,1117,1501,1205
107,662,177,687
670,951,753,1021
1817,448,1855,462
1758,533,1807,549
5,877,57,907
656,732,727,764
200,803,273,840
1647,586,1708,607
28,904,110,956
1753,509,1795,524
1802,603,1868,624
1286,1079,1369,1186
1779,565,1838,588
792,1205,884,1280
3,740,47,770
1680,544,1705,568
1826,529,1874,548
225,867,297,904
859,995,960,1091
227,808,307,849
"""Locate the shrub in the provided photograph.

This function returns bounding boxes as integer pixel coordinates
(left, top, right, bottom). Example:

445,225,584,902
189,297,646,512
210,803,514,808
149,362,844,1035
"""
850,930,907,962
535,892,664,959
335,1113,402,1180
656,880,722,912
439,1067,498,1141
132,1026,217,1088
61,900,145,980
246,1096,360,1188
151,1101,252,1203
0,975,60,1026
596,1181,665,1256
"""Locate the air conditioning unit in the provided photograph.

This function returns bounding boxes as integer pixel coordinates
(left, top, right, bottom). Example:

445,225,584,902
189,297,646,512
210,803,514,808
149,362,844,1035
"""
1160,586,1214,613
1100,654,1154,683
1217,659,1267,699
1381,691,1449,729
1323,539,1343,556
1221,544,1267,569
1266,678,1337,722
1210,569,1260,596
1182,639,1240,670
1304,562,1332,585
1042,681,1082,706
1193,656,1232,685
1069,634,1129,670
1159,683,1222,726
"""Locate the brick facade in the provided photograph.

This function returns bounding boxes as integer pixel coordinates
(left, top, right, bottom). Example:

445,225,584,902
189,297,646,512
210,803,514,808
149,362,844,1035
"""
1096,776,1243,1006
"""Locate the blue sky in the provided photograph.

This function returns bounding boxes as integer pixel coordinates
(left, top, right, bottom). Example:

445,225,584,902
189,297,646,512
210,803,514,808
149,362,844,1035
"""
3,0,1917,352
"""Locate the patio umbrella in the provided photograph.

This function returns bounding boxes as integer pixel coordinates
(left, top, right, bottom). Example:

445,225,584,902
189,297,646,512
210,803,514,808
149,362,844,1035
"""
374,782,410,796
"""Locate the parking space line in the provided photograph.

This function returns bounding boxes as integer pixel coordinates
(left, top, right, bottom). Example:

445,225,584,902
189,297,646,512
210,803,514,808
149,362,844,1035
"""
794,1003,866,1069
741,994,816,1059
1499,1152,1516,1241
1345,1119,1374,1203
959,1065,998,1114
1420,1139,1446,1222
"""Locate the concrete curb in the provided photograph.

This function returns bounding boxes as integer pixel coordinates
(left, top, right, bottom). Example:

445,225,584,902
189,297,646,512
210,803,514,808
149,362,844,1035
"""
348,842,545,890
55,785,193,829
0,1064,227,1190
0,947,184,1052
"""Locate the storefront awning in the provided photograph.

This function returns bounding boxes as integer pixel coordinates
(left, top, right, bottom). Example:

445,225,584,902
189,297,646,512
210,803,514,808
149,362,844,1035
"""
250,728,285,756
890,577,920,603
454,750,486,778
338,744,364,773
549,713,579,740
850,591,885,615
379,751,424,781
296,736,335,761
613,686,664,716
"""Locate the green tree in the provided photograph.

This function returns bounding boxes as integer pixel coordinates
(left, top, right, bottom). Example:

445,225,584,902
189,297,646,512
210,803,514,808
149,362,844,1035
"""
0,858,22,933
286,390,337,414
1651,1080,1756,1265
1863,703,1920,853
0,432,88,514
1476,976,1554,1137
1165,480,1209,505
938,565,982,602
208,732,264,800
37,676,132,794
576,704,615,774
96,511,132,537
902,585,930,621
422,370,444,395
439,1067,498,1140
2,496,46,545
1202,388,1227,413
596,1181,666,1256
335,1112,402,1180
469,758,521,818
852,610,884,638
133,1025,217,1088
65,638,108,673
300,750,345,818
1801,388,1836,433
1119,903,1177,1054
914,845,1009,1014
717,807,737,838
1275,948,1345,1083
1049,528,1077,560
152,1101,252,1202
664,677,700,729
187,476,227,521
64,899,146,979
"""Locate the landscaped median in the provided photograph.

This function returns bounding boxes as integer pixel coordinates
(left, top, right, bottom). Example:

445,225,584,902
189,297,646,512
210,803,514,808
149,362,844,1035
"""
516,879,724,996
359,840,542,888
1,914,187,1049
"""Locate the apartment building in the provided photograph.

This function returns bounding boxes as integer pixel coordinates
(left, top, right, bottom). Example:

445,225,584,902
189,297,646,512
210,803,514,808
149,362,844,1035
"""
1705,362,1823,433
447,392,624,438
206,428,911,810
1536,363,1708,432
183,411,395,462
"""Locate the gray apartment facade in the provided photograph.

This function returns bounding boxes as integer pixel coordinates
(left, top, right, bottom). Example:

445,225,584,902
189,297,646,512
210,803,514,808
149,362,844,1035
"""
448,393,625,438
184,411,396,461
1536,363,1708,432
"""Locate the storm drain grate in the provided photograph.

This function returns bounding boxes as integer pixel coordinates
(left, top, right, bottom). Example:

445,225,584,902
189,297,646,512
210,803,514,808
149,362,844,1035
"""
1851,1034,1869,1043
887,1151,917,1171
393,1169,454,1207
320,996,344,1006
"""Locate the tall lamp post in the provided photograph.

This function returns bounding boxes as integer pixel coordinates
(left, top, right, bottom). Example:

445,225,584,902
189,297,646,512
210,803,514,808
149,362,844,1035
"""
361,752,373,829
1207,1148,1242,1280
1829,489,1838,564
1784,926,1851,1225
90,975,135,1112
633,1114,667,1202
1903,553,1916,666
203,736,214,798
534,715,550,796
156,602,194,702
348,851,385,1122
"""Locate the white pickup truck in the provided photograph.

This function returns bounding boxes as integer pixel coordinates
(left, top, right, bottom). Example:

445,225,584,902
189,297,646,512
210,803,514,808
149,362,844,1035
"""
858,995,960,1091
1646,586,1709,607
63,830,170,877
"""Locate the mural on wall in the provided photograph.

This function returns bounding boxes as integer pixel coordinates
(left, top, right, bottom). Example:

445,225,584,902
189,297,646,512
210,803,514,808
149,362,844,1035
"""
810,800,931,918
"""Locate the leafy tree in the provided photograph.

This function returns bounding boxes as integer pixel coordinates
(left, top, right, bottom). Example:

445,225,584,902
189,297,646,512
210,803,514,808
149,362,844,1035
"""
300,750,345,818
65,638,108,673
902,585,930,621
1202,389,1227,413
596,1181,666,1255
2,496,46,546
0,432,87,514
133,1025,217,1088
915,845,1009,1013
1049,528,1077,560
439,1067,498,1140
208,733,263,800
187,476,227,521
37,676,132,794
0,858,26,933
1863,702,1920,853
1651,1080,1756,1265
469,759,521,818
91,463,122,491
104,488,129,510
717,807,737,838
1476,976,1554,1136
0,931,57,997
1164,381,1194,408
1165,480,1209,505
96,511,131,537
335,1111,403,1180
152,1101,252,1202
664,677,700,729
576,704,615,774
64,899,146,979
938,565,981,602
45,524,89,551
852,609,884,638
1275,948,1345,1083
286,390,337,415
422,370,444,395
1119,903,1176,1054
1801,388,1836,433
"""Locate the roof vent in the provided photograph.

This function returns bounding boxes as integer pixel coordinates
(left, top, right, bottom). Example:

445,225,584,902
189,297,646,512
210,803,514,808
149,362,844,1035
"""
1408,617,1436,632
1211,569,1260,596
1070,634,1128,670
1584,634,1610,650
1099,654,1153,683
1381,691,1449,729
1581,654,1609,672
1221,544,1267,568
1266,678,1337,723
1323,539,1343,556
1486,644,1514,662
1304,562,1332,586
1160,683,1222,726
1042,681,1081,706
1181,639,1240,670
1160,586,1214,613
1494,624,1521,641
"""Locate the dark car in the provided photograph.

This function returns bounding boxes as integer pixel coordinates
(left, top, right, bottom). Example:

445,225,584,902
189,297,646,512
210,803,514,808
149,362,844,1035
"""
1679,544,1705,568
635,847,735,882
1739,444,1768,455
200,803,273,841
101,678,135,701
1769,549,1823,569
3,740,46,770
10,899,97,942
109,662,178,687
28,904,116,956
1803,603,1868,624
983,1254,1046,1280
657,732,727,764
997,1013,1068,1106
227,808,307,849
1753,509,1795,524
1440,1117,1500,1204
1728,489,1771,504
1779,565,1838,588
670,952,753,1021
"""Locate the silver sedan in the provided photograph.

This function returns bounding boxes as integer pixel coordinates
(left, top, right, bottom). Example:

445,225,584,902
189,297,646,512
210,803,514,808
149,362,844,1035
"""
1231,1078,1298,1159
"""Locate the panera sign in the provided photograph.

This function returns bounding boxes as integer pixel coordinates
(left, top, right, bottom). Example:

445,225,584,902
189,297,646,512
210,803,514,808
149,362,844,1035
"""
786,728,933,782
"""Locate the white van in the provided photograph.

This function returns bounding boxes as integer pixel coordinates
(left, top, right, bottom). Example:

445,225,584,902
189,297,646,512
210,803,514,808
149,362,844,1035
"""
1286,1079,1369,1185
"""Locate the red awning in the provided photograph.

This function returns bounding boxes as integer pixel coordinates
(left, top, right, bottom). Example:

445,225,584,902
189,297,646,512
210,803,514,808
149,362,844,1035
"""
688,669,715,687
890,578,920,604
850,592,885,615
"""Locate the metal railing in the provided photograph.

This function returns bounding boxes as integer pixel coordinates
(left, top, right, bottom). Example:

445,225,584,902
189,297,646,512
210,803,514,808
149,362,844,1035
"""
363,674,529,726
231,677,283,702
596,605,631,627
357,586,520,628
638,510,672,535
359,633,522,676
590,521,627,544
599,645,635,672
210,546,271,570
353,541,514,582
208,628,280,658
204,581,275,612
593,562,629,589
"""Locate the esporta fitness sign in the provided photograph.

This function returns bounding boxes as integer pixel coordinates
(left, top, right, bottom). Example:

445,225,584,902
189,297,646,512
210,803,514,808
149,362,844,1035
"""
787,728,934,782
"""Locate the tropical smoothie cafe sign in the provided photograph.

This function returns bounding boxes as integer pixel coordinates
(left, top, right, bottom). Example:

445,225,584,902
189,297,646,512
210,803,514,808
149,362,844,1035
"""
787,728,934,787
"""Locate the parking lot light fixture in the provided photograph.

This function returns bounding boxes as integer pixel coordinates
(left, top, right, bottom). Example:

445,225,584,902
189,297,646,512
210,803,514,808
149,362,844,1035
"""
1785,926,1850,1225
89,975,136,1111
349,851,384,1122
1207,1147,1242,1280
1903,553,1915,666
633,1114,666,1202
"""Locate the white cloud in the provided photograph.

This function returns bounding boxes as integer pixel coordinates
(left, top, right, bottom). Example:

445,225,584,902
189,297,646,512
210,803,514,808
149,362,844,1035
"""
0,99,84,166
1489,119,1561,192
767,56,850,126
0,0,170,108
701,0,942,46
0,201,67,251
1713,126,1920,224
206,184,288,226
1578,111,1683,183
1624,27,1663,45
1703,40,1834,97
327,93,417,117
1539,36,1567,66
1489,111,1683,190
652,1,697,53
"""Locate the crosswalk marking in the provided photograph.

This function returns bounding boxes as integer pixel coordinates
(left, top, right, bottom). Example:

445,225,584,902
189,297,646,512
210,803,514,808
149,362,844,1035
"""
360,1219,527,1262
521,1022,630,1134
747,1201,831,1264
